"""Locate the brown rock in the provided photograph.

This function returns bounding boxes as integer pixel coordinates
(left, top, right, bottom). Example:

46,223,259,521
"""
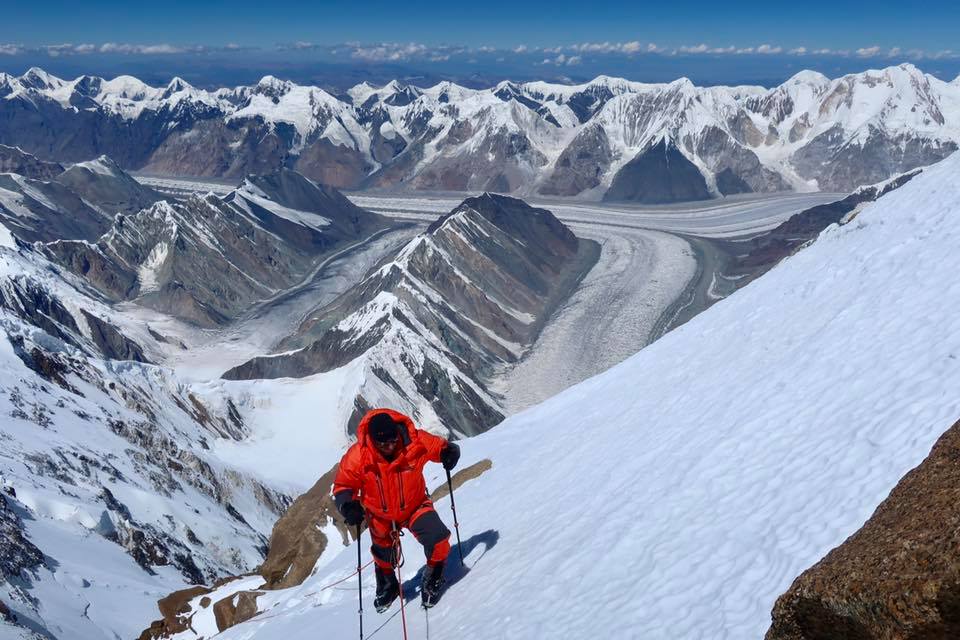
766,417,960,640
199,596,211,608
430,459,493,503
213,590,263,632
258,463,350,590
137,585,210,640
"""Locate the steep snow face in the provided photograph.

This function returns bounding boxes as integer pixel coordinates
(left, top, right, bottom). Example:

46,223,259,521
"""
196,152,960,639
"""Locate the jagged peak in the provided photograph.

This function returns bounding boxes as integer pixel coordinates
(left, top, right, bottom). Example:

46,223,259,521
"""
164,76,193,93
19,67,64,90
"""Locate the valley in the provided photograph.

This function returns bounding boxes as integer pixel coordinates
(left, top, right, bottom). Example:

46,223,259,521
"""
139,174,841,409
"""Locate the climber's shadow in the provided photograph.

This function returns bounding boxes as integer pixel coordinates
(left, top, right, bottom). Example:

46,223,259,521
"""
402,529,499,602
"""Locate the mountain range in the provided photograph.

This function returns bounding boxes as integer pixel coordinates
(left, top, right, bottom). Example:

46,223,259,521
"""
1,64,958,202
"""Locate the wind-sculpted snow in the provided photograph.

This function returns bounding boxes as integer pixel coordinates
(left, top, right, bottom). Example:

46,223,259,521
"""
2,65,959,200
187,152,960,639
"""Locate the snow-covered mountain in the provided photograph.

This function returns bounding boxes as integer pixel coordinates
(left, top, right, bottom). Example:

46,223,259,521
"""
39,167,392,326
2,65,958,201
225,193,599,438
145,150,960,638
0,241,297,639
0,154,163,244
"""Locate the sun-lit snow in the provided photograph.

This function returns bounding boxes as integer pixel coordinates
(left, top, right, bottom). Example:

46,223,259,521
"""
182,152,960,639
7,66,960,199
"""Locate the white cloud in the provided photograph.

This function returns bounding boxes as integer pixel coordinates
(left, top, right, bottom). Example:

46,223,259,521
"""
887,47,902,57
679,43,709,54
789,47,808,55
856,46,882,57
756,44,783,54
350,42,429,61
570,41,655,55
566,55,582,66
0,43,24,55
513,45,528,54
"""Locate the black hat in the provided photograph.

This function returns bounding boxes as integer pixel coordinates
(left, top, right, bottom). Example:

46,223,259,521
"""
369,412,401,443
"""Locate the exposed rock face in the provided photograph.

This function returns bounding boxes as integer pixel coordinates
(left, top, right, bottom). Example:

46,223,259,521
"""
540,125,613,196
792,126,958,193
5,65,956,202
0,144,63,179
258,464,348,590
42,168,392,326
766,416,960,640
604,139,711,203
225,193,600,438
213,590,264,632
137,585,211,640
0,492,44,583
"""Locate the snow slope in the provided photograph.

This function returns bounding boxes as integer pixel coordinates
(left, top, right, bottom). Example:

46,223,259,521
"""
192,152,960,639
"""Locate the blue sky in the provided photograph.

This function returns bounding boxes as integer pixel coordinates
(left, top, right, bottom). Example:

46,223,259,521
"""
3,0,959,87
6,0,959,51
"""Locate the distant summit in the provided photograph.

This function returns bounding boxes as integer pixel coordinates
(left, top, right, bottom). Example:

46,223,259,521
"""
1,66,958,201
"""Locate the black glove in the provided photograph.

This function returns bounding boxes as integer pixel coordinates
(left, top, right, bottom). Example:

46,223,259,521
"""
440,442,460,471
339,500,364,526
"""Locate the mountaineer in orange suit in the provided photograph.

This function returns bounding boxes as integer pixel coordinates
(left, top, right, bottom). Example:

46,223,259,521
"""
333,408,461,611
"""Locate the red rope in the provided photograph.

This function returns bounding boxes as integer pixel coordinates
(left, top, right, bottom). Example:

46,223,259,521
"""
392,523,410,640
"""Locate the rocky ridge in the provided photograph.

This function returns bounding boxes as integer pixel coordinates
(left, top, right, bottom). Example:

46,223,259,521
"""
1,65,958,202
39,166,392,326
225,193,600,437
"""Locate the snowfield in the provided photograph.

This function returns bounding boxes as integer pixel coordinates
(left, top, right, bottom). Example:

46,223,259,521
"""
190,152,960,639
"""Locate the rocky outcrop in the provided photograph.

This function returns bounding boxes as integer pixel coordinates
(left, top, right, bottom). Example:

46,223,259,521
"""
766,417,960,640
258,463,348,590
604,140,711,203
539,125,613,196
0,173,113,243
213,590,264,632
137,585,211,640
0,492,44,583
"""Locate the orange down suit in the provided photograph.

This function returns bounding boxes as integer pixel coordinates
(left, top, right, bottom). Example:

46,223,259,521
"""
332,409,452,569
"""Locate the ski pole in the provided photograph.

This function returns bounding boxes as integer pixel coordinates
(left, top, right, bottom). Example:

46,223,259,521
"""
356,523,364,640
446,468,464,566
